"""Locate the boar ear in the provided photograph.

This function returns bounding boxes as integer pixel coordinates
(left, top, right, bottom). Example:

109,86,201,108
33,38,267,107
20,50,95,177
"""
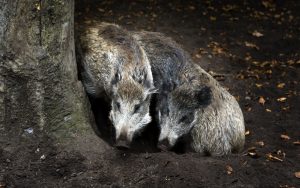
147,87,158,94
194,86,212,106
173,85,212,109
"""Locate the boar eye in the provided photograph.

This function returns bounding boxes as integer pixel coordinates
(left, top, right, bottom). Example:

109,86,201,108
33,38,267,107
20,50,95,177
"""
114,102,120,111
133,104,141,113
178,113,193,124
178,115,188,123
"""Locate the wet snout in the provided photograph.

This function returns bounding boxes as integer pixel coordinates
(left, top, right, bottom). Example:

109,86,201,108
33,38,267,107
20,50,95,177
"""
115,130,130,149
158,138,171,151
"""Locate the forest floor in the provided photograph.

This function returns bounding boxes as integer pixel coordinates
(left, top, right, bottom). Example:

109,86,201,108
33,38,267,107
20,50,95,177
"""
1,0,300,187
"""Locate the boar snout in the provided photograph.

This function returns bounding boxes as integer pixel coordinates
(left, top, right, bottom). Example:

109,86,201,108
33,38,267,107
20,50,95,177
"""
158,138,170,151
115,129,131,148
115,132,130,149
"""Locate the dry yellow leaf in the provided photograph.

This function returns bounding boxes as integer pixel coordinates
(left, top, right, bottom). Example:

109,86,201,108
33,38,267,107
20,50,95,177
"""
188,6,196,10
262,0,275,8
98,8,105,12
256,141,265,147
293,141,300,145
247,151,259,158
259,96,266,105
255,83,263,88
282,106,290,111
222,5,237,12
280,134,290,140
277,83,285,88
276,150,286,158
266,69,272,74
210,16,217,21
35,3,41,11
294,172,300,178
195,54,201,59
245,41,259,50
266,153,283,162
245,55,252,61
277,97,287,102
245,130,250,136
226,165,233,175
252,31,264,37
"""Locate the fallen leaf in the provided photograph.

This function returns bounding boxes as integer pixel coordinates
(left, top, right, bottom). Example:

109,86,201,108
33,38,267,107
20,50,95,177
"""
245,55,252,61
277,97,287,102
226,165,233,175
97,8,105,12
258,96,266,105
245,41,259,50
276,150,286,158
222,5,237,12
293,141,300,145
188,5,196,10
195,54,201,59
40,154,46,160
256,141,265,147
245,147,260,158
265,69,272,74
207,42,226,55
277,83,285,88
210,16,216,21
252,30,264,37
281,134,290,140
236,73,245,80
295,172,300,178
255,83,263,88
266,153,283,162
282,106,290,111
247,151,260,158
262,0,275,9
245,130,250,136
35,3,41,11
265,108,272,112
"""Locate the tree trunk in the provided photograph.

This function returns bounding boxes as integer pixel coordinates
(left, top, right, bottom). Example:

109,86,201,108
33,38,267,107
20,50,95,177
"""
0,0,108,164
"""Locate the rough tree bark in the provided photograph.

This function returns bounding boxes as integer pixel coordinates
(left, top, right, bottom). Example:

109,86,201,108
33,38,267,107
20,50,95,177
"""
0,0,108,164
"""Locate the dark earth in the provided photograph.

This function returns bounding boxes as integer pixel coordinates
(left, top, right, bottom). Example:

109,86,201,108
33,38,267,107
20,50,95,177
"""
1,0,300,187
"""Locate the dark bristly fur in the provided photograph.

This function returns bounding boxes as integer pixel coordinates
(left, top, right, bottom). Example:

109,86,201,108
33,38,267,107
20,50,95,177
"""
134,31,245,156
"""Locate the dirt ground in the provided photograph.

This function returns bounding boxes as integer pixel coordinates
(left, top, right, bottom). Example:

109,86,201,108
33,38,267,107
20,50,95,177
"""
1,0,299,187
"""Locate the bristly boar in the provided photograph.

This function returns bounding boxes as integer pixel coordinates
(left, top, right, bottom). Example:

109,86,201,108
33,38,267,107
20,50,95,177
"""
134,31,245,156
76,23,156,147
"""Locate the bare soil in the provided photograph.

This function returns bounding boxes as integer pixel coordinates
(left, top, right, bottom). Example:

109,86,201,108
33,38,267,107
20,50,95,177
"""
1,0,299,187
